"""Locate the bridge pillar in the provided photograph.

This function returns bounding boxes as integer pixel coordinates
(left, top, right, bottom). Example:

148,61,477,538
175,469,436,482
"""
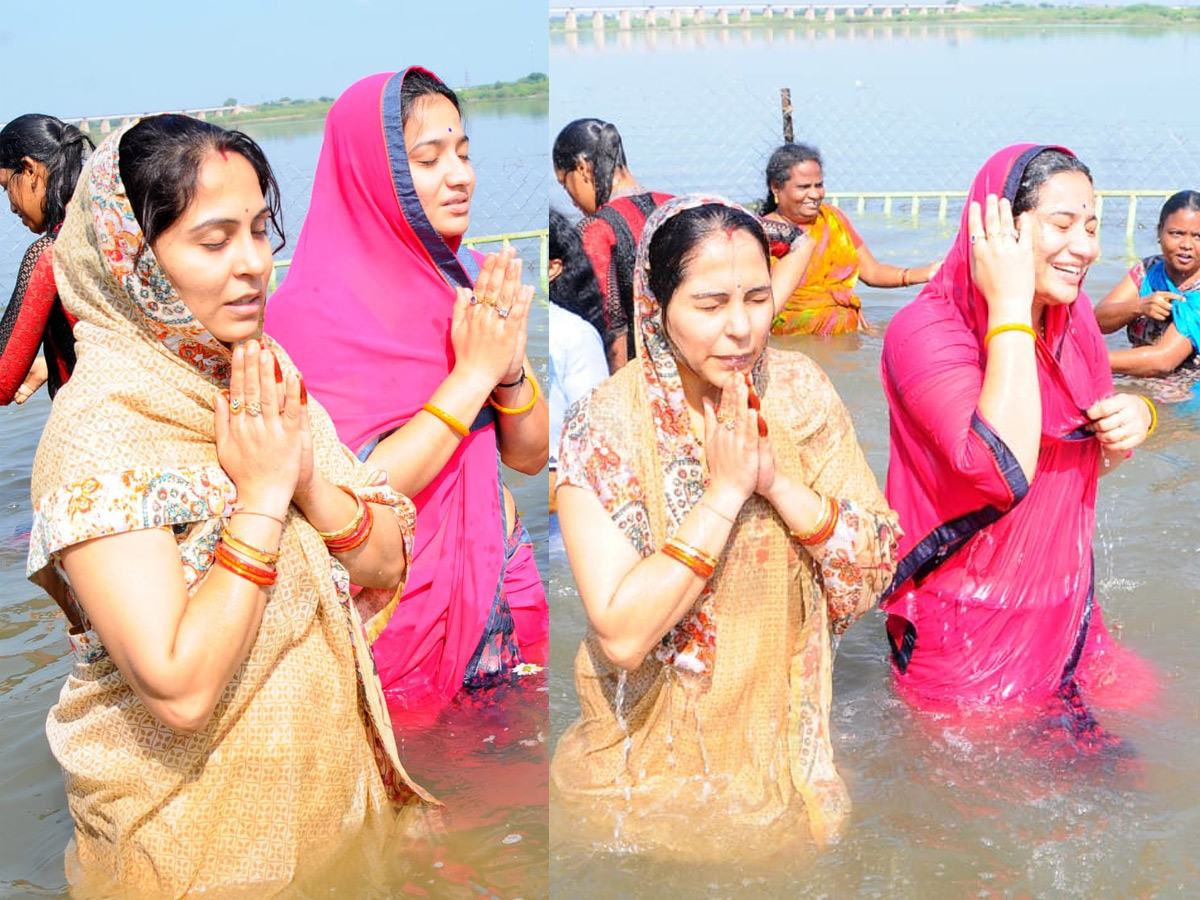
864,4,874,16
764,6,774,18
694,7,706,24
670,8,682,26
784,6,795,17
565,9,577,31
919,5,928,13
100,119,112,133
619,9,631,29
845,5,855,18
741,6,753,22
592,11,605,30
718,8,729,24
77,119,91,135
882,5,892,16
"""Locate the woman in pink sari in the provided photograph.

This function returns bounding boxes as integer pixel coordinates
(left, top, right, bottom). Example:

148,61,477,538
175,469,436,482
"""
881,145,1156,751
265,69,549,713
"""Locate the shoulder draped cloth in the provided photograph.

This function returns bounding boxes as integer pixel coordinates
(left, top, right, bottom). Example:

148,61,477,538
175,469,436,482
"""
28,121,433,896
552,194,898,856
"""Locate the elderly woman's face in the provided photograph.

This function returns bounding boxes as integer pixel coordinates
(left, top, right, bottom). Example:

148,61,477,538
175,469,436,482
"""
774,160,824,226
1026,171,1099,309
664,228,773,389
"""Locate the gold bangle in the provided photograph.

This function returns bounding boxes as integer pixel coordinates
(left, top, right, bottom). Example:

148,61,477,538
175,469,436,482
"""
1138,394,1157,438
315,486,366,541
231,508,287,527
421,402,470,437
666,537,718,571
220,527,281,565
488,374,540,416
984,322,1037,348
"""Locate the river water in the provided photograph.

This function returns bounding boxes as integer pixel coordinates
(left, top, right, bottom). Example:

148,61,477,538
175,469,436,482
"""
550,23,1200,899
0,103,550,898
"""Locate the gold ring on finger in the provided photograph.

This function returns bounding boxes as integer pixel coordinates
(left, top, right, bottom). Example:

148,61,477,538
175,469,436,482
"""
246,402,262,417
230,398,244,414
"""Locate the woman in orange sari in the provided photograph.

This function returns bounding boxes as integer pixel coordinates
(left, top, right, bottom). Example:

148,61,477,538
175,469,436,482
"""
762,143,942,336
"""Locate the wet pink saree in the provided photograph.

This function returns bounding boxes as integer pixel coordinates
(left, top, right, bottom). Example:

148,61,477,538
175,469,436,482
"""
881,145,1153,741
265,70,546,711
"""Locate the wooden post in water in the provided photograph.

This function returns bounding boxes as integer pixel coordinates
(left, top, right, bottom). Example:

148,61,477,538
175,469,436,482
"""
781,87,794,144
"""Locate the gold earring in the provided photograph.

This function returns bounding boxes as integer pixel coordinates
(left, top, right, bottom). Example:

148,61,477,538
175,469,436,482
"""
772,193,779,203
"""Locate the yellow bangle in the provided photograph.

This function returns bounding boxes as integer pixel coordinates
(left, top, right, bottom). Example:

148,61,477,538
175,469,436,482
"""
220,526,281,565
1138,394,1157,438
983,322,1038,348
315,486,366,541
421,402,470,437
488,374,540,416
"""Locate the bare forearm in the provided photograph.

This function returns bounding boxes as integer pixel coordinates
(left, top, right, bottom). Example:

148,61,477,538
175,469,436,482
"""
367,366,494,496
292,477,407,588
495,372,550,474
591,495,736,669
978,315,1040,481
1108,345,1182,377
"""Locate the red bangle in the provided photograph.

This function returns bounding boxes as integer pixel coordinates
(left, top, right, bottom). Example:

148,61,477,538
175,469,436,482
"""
215,541,278,586
324,499,374,553
661,538,716,579
792,495,840,547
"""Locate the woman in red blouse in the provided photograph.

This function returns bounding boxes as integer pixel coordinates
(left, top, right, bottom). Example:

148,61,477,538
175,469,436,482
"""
0,114,93,404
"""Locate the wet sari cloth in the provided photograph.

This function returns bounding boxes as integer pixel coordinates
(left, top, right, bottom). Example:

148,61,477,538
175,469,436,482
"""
29,123,433,897
1126,254,1200,370
769,203,867,336
881,144,1156,751
552,195,899,855
264,69,547,711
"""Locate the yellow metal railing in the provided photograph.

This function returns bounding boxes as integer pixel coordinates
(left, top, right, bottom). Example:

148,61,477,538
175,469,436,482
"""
826,190,1179,240
270,229,550,295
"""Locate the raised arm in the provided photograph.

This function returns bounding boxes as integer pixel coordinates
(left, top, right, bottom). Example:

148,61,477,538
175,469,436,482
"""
1094,272,1176,334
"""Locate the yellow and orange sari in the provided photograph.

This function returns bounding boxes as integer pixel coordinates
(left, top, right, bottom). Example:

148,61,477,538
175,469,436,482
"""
771,204,866,336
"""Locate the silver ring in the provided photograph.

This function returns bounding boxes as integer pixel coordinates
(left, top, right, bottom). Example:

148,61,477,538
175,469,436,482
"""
246,402,262,417
497,306,511,319
970,235,979,244
230,397,243,414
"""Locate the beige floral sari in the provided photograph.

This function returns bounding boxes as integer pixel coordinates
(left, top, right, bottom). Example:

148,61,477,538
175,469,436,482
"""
553,195,899,857
28,122,433,897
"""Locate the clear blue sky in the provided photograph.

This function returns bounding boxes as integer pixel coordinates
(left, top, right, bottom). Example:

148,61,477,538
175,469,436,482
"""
0,0,548,121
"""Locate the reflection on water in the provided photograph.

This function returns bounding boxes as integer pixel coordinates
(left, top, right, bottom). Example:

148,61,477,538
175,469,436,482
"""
548,229,1200,895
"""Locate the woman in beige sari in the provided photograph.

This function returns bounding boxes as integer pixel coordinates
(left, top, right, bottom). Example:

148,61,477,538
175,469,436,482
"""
553,195,899,855
28,115,431,897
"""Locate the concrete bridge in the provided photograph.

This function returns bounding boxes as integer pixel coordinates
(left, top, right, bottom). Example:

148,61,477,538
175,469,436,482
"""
33,105,244,136
551,4,962,28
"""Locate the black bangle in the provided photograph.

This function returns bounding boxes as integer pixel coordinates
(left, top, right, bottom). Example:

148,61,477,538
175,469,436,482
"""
496,369,526,390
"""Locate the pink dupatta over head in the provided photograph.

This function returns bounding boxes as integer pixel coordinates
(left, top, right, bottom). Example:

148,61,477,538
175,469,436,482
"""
881,145,1153,720
265,70,505,708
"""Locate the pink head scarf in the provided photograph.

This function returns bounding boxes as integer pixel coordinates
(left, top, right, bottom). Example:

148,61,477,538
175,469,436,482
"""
265,70,505,707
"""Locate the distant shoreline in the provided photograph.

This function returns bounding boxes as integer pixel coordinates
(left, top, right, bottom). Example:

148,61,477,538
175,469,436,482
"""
549,5,1200,30
59,74,548,134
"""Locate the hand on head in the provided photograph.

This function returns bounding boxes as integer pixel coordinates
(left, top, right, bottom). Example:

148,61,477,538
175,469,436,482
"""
968,194,1035,320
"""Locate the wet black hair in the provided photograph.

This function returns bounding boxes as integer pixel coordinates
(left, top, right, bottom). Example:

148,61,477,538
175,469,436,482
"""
1157,190,1200,232
400,68,462,130
119,114,284,255
1011,149,1092,217
552,118,628,209
646,203,769,310
0,113,94,232
549,208,605,335
761,142,823,215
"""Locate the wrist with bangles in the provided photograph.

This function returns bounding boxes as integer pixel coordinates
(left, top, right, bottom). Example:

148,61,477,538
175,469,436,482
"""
489,369,540,416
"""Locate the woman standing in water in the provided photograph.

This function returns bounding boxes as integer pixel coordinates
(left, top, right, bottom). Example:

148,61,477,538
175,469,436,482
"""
31,115,428,895
881,145,1155,751
266,69,549,710
553,196,898,853
762,142,941,336
0,114,92,404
